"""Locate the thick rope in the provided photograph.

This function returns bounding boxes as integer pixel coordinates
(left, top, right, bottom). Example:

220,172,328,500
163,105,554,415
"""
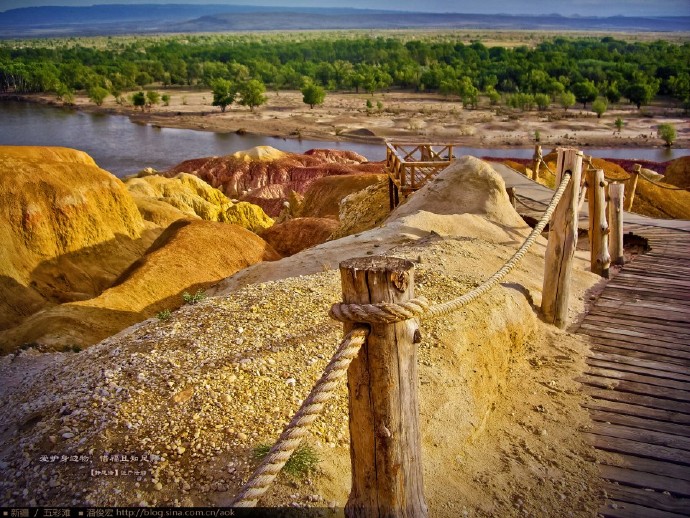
637,173,689,190
230,326,368,507
330,173,572,324
329,297,430,324
516,195,548,213
539,158,557,177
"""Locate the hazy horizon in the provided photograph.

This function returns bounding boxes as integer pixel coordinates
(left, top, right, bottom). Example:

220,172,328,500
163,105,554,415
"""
1,0,689,17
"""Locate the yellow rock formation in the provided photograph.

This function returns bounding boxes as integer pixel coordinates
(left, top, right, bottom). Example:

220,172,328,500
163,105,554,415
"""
230,145,287,162
125,172,273,231
0,146,154,332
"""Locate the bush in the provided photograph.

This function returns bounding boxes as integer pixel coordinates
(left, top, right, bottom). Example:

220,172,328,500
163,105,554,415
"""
182,289,206,305
88,86,109,106
157,309,171,320
657,123,677,147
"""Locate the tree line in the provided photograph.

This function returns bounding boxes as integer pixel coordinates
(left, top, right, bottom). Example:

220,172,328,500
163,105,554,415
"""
1,34,689,111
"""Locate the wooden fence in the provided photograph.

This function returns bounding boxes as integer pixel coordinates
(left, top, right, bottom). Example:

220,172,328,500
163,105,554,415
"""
386,142,454,209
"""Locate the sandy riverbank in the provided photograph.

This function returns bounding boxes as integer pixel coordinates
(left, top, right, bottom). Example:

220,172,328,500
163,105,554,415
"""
17,88,690,152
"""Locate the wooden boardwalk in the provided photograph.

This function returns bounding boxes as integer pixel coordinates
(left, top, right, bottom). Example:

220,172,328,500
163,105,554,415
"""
576,223,690,518
489,163,690,517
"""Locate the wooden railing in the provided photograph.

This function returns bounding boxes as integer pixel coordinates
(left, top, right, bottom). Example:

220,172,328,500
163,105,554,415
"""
386,142,454,209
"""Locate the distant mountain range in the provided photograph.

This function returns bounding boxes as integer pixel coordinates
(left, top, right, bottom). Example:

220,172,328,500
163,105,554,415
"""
0,3,688,38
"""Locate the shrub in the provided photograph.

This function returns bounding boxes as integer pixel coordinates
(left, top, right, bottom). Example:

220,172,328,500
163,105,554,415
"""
182,289,206,305
157,309,172,320
657,123,677,147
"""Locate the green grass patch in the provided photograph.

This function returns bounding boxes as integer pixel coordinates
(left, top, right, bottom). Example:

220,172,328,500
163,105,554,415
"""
253,443,320,477
182,289,206,305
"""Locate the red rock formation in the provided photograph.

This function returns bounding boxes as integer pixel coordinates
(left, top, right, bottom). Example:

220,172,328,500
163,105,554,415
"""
299,174,388,218
165,147,385,216
259,217,339,256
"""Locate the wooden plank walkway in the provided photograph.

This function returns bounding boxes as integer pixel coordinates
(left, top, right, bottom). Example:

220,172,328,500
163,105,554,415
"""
576,223,690,518
489,163,690,517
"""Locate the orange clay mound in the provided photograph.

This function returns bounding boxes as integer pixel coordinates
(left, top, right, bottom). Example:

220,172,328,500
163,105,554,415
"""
259,217,339,256
0,219,280,352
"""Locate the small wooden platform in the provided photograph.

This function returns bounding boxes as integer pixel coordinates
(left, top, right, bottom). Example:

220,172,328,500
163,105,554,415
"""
576,223,690,517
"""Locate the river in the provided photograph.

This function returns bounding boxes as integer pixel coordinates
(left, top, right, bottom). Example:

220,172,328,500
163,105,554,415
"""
1,100,687,178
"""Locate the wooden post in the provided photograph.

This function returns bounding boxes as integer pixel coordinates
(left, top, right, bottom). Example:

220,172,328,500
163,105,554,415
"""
506,187,517,209
541,148,583,329
532,145,542,181
608,182,625,266
627,164,640,211
339,257,427,518
587,168,610,278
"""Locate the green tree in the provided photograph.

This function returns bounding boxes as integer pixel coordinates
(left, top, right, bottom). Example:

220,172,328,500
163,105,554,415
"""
135,72,153,88
88,86,109,106
571,81,598,109
592,97,608,119
486,87,501,106
238,79,267,111
55,83,72,102
132,91,146,111
534,93,550,111
605,84,621,105
161,94,170,106
559,91,576,111
301,82,325,109
614,117,624,132
657,123,677,147
211,78,235,113
146,90,160,109
625,81,657,109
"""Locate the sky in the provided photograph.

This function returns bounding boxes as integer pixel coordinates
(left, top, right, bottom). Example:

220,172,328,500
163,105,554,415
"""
1,0,689,17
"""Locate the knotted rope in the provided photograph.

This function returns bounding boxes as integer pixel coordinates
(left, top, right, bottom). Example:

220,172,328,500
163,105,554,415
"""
329,297,430,324
230,326,368,507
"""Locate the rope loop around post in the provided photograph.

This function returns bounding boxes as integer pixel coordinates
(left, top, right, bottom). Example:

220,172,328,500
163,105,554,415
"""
329,297,430,324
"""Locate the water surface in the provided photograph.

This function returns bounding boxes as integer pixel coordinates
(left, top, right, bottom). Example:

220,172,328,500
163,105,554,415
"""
1,100,687,177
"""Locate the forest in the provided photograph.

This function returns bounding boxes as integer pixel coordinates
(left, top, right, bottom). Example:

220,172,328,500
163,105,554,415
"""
1,33,689,111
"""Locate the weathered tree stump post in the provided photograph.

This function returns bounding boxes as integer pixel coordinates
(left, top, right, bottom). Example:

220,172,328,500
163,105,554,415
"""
587,168,611,278
608,182,625,266
541,148,583,329
339,256,427,518
627,164,641,211
532,145,542,181
506,187,517,209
